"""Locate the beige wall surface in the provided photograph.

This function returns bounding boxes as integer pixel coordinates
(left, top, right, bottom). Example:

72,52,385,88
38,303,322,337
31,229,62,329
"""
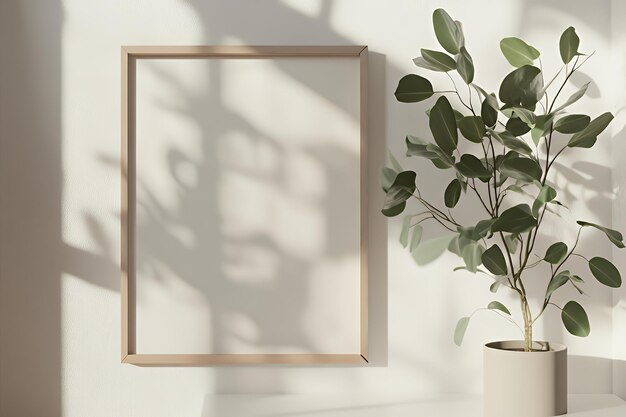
0,0,623,416
610,0,626,400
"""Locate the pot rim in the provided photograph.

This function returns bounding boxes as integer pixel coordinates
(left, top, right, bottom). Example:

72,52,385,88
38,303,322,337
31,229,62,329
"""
485,340,567,353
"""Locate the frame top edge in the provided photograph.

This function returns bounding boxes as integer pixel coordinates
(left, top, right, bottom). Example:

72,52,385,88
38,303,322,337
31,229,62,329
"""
121,45,367,57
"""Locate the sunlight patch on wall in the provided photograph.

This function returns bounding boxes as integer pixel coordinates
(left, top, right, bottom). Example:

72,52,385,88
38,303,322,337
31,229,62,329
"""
280,0,325,18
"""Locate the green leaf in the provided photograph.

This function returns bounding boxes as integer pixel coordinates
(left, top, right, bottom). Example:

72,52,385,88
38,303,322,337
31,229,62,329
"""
508,107,537,127
499,65,543,108
481,97,498,127
544,242,568,264
500,37,540,67
454,20,465,50
589,257,622,288
568,112,614,148
458,226,478,250
459,116,486,143
490,277,508,293
531,199,544,217
503,182,530,195
388,149,403,172
445,179,462,208
454,316,470,346
474,85,499,109
425,108,465,122
410,224,423,252
492,204,538,234
381,203,405,217
382,171,416,217
448,235,462,256
412,234,456,265
499,157,542,182
481,244,508,276
405,136,456,169
395,74,435,103
577,220,625,248
399,216,412,247
462,242,485,273
546,270,571,298
537,184,557,203
429,148,456,168
506,117,531,136
413,57,446,72
532,184,557,217
504,234,519,253
380,167,397,192
531,114,555,144
457,47,474,84
417,49,457,72
571,278,586,295
456,172,468,192
405,136,438,158
453,110,466,123
455,154,492,179
553,82,589,113
562,300,590,337
554,114,590,134
571,275,584,283
433,8,464,55
560,26,580,64
490,130,533,156
473,219,495,240
488,301,511,315
429,96,459,154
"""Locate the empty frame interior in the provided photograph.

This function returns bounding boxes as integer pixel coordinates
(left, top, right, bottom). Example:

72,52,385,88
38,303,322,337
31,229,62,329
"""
121,46,368,365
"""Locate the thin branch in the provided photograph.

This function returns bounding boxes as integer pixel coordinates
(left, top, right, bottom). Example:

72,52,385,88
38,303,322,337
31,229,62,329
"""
572,51,595,72
469,180,493,216
481,142,495,210
468,307,524,338
418,214,456,232
570,252,589,262
446,73,474,113
547,55,580,115
553,227,583,276
467,83,477,115
546,146,567,172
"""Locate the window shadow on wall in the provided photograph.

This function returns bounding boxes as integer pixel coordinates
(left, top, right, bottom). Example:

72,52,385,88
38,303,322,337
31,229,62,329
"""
6,1,622,416
120,1,393,394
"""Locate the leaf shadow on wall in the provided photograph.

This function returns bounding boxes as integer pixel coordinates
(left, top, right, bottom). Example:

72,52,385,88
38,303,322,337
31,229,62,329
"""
91,0,396,398
131,54,363,356
514,0,624,396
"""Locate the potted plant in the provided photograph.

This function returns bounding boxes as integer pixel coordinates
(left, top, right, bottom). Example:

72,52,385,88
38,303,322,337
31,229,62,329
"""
382,8,623,417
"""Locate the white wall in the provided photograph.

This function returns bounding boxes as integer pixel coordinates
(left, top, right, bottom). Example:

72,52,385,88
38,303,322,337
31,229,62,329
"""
0,0,623,416
610,0,626,400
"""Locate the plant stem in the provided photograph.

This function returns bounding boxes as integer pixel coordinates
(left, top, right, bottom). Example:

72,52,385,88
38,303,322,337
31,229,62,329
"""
522,297,533,352
446,73,474,113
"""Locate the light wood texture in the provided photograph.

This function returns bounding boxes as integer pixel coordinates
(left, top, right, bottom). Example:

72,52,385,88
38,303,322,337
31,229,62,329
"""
120,47,129,361
359,47,369,360
121,45,368,366
123,354,367,366
121,45,366,58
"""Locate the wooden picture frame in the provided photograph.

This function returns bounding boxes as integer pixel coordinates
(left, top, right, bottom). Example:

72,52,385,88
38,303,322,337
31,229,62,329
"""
121,45,368,366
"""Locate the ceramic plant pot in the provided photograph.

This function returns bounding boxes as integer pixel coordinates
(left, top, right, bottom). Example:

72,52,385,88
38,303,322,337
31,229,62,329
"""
484,340,567,417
